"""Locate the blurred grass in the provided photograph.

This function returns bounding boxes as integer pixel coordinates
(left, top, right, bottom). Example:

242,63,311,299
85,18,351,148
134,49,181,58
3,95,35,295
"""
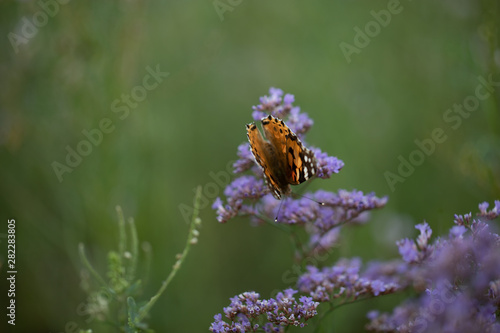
0,0,499,332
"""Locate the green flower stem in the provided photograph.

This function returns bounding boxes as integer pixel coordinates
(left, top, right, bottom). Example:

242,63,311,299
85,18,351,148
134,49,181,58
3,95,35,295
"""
116,206,127,257
136,186,203,322
78,243,107,287
128,217,139,281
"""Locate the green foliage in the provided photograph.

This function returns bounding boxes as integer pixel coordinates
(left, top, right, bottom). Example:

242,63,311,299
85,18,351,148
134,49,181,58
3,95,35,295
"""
78,187,202,332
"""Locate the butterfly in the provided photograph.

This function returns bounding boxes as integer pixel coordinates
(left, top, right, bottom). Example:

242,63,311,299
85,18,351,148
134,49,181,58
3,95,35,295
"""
246,114,317,200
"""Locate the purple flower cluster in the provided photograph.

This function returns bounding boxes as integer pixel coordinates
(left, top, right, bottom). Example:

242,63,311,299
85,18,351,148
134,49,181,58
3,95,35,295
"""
297,258,401,302
212,175,266,223
311,147,345,179
212,201,500,332
254,189,387,255
478,200,500,220
209,289,319,333
396,222,433,264
214,88,387,253
366,201,500,333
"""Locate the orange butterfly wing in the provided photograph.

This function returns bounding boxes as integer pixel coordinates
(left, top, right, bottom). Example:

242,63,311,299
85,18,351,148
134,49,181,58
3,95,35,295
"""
246,122,289,199
285,132,317,184
246,115,317,199
261,115,289,158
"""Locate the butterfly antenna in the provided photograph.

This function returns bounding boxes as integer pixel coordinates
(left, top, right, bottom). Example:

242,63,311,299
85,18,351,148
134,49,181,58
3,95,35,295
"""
292,178,323,205
275,199,285,222
291,192,325,206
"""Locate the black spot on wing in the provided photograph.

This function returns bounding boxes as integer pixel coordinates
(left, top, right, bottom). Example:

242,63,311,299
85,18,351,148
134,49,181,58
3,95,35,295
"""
246,123,257,131
298,171,306,183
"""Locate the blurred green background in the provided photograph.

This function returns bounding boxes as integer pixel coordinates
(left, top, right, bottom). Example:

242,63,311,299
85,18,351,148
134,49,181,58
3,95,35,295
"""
0,0,499,332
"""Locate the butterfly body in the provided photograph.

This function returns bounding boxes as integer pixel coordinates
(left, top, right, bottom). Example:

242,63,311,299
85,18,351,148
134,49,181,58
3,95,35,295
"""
246,115,317,199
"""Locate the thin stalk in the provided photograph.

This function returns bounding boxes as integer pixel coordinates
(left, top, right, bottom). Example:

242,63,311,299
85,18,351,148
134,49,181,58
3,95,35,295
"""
127,217,139,281
78,243,107,287
116,205,127,257
136,186,203,322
